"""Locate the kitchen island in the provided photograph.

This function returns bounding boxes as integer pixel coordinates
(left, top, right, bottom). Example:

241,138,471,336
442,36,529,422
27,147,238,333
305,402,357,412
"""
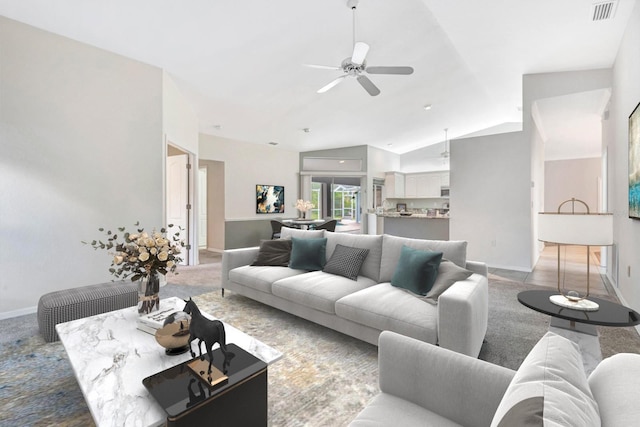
378,213,449,240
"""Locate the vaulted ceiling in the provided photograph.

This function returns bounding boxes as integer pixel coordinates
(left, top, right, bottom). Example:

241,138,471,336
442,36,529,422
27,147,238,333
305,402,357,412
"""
0,0,635,156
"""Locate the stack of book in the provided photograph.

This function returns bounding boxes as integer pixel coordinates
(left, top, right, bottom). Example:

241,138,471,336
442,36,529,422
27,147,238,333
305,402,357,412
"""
137,301,183,335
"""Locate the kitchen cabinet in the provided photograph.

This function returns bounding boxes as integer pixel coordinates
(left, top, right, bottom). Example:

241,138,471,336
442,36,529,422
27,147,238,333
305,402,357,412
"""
385,172,405,198
404,172,448,198
441,172,450,187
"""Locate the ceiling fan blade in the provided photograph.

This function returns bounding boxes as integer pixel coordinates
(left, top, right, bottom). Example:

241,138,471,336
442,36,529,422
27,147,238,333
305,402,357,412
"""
356,75,380,96
304,64,342,71
351,42,369,65
317,75,347,94
366,66,414,75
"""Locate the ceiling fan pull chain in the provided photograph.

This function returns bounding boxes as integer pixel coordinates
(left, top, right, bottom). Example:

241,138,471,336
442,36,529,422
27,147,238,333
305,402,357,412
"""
352,4,356,49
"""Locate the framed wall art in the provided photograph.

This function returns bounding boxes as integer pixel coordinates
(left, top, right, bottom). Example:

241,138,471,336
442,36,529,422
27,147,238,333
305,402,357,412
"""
256,185,285,214
629,102,640,219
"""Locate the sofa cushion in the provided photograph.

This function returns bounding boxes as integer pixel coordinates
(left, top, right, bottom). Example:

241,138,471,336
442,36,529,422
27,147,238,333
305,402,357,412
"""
490,332,600,427
335,283,438,345
272,271,375,314
325,232,383,282
289,237,327,271
588,353,640,427
379,235,467,282
419,260,474,305
281,227,325,239
323,244,370,281
391,246,443,295
349,392,463,427
229,265,306,294
251,239,292,267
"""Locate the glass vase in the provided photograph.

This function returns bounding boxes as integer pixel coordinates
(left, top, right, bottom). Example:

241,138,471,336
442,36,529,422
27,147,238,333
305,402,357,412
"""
138,271,160,315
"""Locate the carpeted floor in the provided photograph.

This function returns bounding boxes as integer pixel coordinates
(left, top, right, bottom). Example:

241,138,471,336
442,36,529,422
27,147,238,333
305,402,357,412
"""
2,266,640,426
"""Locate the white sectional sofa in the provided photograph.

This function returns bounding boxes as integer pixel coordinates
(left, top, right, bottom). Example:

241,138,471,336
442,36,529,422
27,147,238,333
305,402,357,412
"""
221,228,489,357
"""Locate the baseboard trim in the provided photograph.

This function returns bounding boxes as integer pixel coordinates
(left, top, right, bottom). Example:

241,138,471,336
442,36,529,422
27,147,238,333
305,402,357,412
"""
487,264,532,273
0,305,37,320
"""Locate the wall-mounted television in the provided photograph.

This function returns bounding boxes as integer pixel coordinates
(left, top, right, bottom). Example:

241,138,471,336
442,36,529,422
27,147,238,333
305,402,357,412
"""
629,102,640,219
256,185,285,214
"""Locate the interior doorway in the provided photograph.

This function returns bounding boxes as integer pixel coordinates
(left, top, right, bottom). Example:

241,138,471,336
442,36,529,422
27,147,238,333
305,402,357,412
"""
311,176,362,233
166,144,195,265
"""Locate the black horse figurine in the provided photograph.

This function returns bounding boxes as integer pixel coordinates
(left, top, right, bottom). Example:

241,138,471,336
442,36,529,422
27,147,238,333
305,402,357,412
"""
183,298,235,377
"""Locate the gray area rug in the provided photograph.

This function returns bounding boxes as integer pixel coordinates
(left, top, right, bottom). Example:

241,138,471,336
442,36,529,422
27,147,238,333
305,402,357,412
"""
2,272,640,426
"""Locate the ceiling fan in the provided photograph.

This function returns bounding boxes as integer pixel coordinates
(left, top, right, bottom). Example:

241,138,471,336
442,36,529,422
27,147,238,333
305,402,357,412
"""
305,0,414,96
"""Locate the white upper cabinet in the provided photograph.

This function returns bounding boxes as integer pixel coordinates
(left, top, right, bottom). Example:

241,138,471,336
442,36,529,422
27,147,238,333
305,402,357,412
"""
385,172,405,198
404,172,449,198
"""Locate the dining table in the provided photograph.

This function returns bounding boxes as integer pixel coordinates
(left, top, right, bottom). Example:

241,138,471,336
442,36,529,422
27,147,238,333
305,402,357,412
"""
283,219,325,230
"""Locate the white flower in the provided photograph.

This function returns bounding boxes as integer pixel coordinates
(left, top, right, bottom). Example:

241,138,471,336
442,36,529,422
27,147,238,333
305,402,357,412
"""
88,222,185,281
295,199,314,212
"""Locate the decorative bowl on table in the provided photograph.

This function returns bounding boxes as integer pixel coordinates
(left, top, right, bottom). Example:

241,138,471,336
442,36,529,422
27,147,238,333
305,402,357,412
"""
155,311,191,355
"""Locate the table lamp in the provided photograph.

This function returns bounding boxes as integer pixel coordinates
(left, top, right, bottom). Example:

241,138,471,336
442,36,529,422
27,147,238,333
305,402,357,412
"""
538,198,613,311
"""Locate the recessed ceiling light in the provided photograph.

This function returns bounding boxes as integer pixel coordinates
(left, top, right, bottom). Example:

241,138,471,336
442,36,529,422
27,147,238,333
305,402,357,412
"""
268,141,278,146
302,128,310,133
212,124,222,130
339,160,345,164
387,143,393,146
423,104,432,110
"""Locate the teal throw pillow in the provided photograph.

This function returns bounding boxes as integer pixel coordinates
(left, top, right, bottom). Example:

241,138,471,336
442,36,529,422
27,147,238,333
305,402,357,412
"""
391,245,443,295
289,237,327,271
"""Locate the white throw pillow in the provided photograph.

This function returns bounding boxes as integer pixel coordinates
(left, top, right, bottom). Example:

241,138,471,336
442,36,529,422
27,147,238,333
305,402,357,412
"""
490,332,600,427
280,228,325,239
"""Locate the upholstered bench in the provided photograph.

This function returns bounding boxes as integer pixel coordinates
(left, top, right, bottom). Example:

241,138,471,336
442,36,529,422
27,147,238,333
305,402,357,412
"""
37,282,137,342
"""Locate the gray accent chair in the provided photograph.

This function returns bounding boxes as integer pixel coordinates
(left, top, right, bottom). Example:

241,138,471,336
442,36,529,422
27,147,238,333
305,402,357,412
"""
350,331,640,426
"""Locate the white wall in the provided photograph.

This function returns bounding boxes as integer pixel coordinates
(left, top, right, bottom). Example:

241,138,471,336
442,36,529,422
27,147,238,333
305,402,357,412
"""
451,131,533,271
544,158,602,212
0,17,164,316
607,0,640,314
198,134,300,219
367,146,400,210
162,72,199,155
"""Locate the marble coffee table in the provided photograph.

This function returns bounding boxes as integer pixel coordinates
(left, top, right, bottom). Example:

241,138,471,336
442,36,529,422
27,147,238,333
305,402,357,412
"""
56,297,282,427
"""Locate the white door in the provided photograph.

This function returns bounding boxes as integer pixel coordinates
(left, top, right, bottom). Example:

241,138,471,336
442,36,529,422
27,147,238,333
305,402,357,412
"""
198,167,208,249
167,154,188,265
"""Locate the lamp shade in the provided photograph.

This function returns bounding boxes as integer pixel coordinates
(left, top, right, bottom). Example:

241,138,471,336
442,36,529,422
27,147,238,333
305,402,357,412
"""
538,213,613,246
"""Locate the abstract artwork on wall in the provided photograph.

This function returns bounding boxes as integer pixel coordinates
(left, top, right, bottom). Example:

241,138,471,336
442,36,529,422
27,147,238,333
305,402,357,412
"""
256,185,285,214
630,102,640,219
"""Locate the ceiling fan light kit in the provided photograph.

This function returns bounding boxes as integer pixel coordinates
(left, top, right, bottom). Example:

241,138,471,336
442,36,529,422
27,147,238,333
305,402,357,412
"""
307,0,414,96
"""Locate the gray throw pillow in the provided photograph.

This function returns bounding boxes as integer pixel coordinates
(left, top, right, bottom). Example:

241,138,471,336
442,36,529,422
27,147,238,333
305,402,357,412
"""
251,239,292,267
323,244,370,280
419,260,473,304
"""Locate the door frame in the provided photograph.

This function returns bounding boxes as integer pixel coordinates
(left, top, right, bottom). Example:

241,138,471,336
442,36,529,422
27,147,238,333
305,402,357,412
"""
165,138,197,266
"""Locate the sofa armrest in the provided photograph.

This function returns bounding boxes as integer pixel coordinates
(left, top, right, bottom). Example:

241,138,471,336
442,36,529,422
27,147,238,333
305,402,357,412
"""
465,260,488,277
221,247,259,288
378,331,513,427
437,274,488,357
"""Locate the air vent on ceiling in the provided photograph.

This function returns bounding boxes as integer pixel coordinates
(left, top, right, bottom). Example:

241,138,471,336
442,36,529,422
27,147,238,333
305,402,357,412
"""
591,0,617,21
